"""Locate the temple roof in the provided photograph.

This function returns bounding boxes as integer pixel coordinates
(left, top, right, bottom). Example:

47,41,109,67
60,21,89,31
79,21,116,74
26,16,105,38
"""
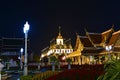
82,47,104,55
87,33,102,44
67,50,81,58
101,28,114,44
108,30,120,45
79,36,94,47
80,27,114,55
113,46,120,53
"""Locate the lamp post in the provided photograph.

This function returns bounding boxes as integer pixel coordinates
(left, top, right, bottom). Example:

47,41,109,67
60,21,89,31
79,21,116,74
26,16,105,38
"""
18,48,23,70
20,48,23,70
106,45,112,61
23,21,30,76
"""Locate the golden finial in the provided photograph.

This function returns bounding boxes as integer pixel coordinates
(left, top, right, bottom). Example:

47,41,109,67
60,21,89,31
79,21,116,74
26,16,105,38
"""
84,27,88,35
111,24,114,32
57,26,63,39
59,26,61,36
76,32,78,35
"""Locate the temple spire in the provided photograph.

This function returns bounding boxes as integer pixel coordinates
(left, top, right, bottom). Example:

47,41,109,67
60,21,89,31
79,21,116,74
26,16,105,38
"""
56,26,63,45
111,24,114,32
84,28,88,35
57,26,63,39
58,26,61,36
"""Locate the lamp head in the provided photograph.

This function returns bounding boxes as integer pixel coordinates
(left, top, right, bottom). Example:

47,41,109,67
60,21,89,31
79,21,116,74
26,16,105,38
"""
23,21,30,33
20,48,23,53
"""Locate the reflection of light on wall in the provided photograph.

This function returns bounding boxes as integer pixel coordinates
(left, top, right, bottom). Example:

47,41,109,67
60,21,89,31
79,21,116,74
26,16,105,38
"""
47,50,53,55
117,56,120,60
90,56,93,62
56,39,63,45
41,54,44,58
47,51,51,56
62,56,66,60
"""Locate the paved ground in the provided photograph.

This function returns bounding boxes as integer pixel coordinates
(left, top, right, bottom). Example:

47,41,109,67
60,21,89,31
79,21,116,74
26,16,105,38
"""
7,73,20,80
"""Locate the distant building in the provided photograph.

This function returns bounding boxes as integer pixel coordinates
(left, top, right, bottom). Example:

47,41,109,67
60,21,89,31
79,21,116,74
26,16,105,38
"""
0,37,30,61
41,27,73,63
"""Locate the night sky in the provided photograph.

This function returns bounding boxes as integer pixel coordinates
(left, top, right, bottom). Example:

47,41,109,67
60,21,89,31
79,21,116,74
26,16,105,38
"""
0,0,120,54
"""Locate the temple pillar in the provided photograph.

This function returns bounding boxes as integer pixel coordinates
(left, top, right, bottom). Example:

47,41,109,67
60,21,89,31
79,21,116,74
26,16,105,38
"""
75,57,77,64
83,56,85,64
71,57,74,64
98,56,100,64
78,56,81,65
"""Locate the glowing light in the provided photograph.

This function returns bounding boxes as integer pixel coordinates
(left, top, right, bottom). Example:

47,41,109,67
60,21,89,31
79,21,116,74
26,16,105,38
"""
62,56,66,60
106,45,112,51
41,54,44,58
20,48,23,53
23,21,30,33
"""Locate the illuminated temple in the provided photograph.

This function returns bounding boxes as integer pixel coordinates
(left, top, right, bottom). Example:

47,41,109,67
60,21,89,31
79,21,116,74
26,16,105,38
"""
41,27,73,63
41,26,120,65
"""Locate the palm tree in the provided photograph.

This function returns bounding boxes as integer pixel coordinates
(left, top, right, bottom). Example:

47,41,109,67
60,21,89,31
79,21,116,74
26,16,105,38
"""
97,59,120,80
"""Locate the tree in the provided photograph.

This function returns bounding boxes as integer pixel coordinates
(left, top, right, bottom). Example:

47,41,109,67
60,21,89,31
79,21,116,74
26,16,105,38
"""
98,59,120,80
50,56,58,71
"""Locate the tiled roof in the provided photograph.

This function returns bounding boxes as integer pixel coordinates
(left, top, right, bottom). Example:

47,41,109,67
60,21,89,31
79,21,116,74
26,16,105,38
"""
87,33,102,44
113,46,120,52
79,36,94,47
101,28,114,43
82,47,104,55
108,30,120,45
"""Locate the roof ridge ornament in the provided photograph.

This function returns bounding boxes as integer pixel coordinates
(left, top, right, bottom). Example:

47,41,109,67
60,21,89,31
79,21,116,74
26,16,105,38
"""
57,26,63,39
84,28,96,48
59,26,61,36
111,24,114,32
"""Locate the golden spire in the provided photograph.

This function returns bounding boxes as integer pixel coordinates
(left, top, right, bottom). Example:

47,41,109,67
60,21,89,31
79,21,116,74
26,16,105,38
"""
111,24,114,32
84,28,88,35
57,26,63,39
59,26,61,36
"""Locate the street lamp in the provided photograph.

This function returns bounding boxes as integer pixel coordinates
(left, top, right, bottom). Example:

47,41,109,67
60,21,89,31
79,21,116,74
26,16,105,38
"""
106,45,112,61
20,48,23,70
23,21,30,76
18,48,23,69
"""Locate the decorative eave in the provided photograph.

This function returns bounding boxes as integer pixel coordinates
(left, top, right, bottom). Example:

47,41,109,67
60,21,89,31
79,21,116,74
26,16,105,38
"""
67,50,81,58
108,30,120,45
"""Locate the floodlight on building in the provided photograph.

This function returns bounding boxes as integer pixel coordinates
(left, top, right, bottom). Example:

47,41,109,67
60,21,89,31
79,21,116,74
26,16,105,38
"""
105,45,112,61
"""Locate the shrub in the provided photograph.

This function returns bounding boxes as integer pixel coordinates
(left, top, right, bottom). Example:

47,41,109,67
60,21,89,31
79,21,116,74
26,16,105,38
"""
20,75,33,80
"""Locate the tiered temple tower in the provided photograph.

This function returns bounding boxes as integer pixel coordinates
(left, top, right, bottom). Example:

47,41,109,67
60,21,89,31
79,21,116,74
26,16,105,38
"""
41,27,73,64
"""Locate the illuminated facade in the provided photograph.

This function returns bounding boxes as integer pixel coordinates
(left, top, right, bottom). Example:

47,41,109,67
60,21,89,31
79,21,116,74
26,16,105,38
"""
41,26,120,65
67,26,120,65
41,27,73,63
